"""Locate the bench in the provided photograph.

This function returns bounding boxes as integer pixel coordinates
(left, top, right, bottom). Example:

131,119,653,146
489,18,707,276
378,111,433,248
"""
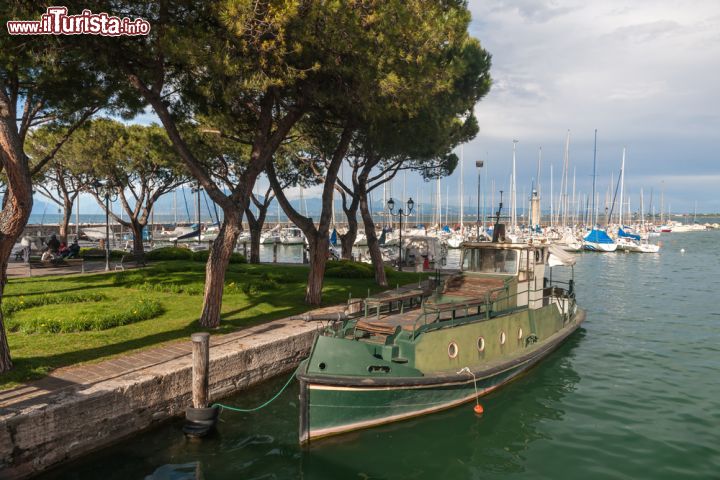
424,274,508,317
439,274,506,300
114,253,146,271
27,257,85,276
81,248,107,260
364,287,428,320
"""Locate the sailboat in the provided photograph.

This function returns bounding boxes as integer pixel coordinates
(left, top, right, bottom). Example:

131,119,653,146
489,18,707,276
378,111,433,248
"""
583,130,617,252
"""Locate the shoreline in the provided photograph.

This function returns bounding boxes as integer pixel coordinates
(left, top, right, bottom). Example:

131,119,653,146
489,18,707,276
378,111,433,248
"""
0,312,333,479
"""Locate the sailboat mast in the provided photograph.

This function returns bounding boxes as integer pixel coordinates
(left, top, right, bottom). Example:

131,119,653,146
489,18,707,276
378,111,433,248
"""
511,140,518,229
550,164,554,228
619,148,626,225
460,145,464,230
536,147,542,225
571,167,576,227
591,129,598,226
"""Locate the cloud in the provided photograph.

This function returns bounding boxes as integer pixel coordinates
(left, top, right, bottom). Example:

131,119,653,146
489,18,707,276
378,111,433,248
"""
487,0,575,23
609,20,683,43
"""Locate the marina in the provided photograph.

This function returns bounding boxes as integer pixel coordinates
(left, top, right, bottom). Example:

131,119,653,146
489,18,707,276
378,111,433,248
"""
2,1,719,478
34,230,720,480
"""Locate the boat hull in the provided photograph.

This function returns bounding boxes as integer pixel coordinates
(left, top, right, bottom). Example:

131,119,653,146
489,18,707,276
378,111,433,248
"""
298,309,585,443
583,241,617,252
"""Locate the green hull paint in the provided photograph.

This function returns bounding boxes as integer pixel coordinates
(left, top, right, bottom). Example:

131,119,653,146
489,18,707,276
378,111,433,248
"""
300,304,584,443
299,241,583,443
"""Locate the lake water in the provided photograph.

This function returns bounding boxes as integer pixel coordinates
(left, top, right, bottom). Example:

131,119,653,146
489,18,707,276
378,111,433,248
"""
39,231,720,479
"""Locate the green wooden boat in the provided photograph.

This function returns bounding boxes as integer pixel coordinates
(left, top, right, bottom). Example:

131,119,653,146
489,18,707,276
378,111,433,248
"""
298,239,584,444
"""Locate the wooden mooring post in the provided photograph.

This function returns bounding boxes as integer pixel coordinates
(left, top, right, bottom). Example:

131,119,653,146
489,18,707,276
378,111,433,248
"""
183,332,218,437
191,332,210,408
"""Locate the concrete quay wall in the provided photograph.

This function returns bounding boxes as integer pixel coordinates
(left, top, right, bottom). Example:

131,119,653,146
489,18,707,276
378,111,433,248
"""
0,320,319,479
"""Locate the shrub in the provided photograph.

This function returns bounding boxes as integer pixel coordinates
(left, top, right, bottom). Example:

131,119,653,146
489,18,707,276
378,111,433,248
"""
13,298,163,334
136,281,203,296
144,247,245,264
324,260,375,279
79,248,125,259
190,250,246,264
145,247,194,261
3,292,106,319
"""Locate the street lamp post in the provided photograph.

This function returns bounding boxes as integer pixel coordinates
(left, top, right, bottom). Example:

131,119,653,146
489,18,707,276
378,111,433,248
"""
95,181,118,272
191,183,202,245
476,160,484,239
387,197,414,271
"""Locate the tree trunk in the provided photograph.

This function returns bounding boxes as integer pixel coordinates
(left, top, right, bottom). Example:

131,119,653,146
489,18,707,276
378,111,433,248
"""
131,221,145,255
245,206,266,264
359,189,387,287
0,109,35,372
60,198,73,242
305,232,329,305
0,238,18,372
200,211,242,328
339,206,358,260
249,223,261,264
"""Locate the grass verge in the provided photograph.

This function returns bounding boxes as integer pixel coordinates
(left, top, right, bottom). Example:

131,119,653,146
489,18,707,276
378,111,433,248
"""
1,260,427,390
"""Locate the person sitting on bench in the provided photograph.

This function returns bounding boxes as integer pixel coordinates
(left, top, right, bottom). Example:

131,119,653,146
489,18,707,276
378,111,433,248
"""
47,234,60,254
41,248,55,262
66,240,81,259
58,241,70,258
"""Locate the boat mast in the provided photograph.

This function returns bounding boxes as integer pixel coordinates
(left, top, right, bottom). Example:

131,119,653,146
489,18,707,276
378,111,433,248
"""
459,145,464,231
619,147,625,226
550,163,554,228
591,129,597,227
536,147,542,226
640,187,645,230
571,167,576,227
511,139,518,229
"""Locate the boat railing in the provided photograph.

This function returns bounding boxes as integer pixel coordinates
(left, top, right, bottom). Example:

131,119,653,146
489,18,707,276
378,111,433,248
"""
410,281,575,339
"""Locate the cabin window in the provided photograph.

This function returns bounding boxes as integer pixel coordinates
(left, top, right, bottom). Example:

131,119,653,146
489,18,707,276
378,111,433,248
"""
448,342,459,359
462,250,474,271
463,248,519,275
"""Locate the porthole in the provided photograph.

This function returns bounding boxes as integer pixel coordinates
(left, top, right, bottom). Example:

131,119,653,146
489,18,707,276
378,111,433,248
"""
477,336,485,352
500,331,506,345
318,362,326,370
448,341,459,359
518,328,524,340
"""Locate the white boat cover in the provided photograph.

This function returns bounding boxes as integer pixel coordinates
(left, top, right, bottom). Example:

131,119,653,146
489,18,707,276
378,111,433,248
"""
548,244,577,267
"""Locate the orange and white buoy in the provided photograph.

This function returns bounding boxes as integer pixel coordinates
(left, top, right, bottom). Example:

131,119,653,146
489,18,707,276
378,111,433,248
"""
473,403,484,415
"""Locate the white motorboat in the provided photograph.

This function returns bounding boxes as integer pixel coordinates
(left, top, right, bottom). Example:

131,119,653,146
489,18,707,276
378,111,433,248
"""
280,227,305,245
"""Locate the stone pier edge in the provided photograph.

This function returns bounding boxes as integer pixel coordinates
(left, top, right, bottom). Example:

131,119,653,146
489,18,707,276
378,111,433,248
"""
0,318,321,479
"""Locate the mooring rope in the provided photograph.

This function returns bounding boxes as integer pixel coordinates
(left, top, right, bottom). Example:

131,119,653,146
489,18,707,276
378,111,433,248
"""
212,367,299,413
457,366,481,406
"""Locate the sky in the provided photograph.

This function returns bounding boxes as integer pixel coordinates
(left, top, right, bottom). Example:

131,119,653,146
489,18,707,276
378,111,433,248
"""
460,0,720,213
272,0,720,214
34,1,720,217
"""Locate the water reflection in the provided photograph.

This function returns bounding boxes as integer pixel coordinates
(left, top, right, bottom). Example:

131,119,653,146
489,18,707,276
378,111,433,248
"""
299,332,584,479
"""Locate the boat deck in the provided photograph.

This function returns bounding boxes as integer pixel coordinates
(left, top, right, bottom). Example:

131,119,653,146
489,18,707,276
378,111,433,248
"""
350,277,507,341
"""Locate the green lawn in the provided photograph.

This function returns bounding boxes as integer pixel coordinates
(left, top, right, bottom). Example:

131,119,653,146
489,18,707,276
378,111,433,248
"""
1,260,426,390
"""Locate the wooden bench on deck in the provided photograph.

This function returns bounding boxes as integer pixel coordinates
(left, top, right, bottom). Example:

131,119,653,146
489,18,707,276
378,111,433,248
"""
364,287,430,320
423,274,508,319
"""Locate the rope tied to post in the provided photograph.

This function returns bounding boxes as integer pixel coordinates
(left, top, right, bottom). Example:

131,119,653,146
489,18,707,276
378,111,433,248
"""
213,366,300,414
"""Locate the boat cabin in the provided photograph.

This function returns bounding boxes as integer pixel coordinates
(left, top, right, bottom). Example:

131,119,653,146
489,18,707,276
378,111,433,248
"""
456,241,575,310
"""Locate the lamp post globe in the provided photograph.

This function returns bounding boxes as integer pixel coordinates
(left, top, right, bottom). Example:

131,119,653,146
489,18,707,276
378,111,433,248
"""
387,197,413,272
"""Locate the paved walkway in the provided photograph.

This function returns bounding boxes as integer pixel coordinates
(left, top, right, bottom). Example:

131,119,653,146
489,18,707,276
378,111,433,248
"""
0,300,347,412
7,259,120,279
